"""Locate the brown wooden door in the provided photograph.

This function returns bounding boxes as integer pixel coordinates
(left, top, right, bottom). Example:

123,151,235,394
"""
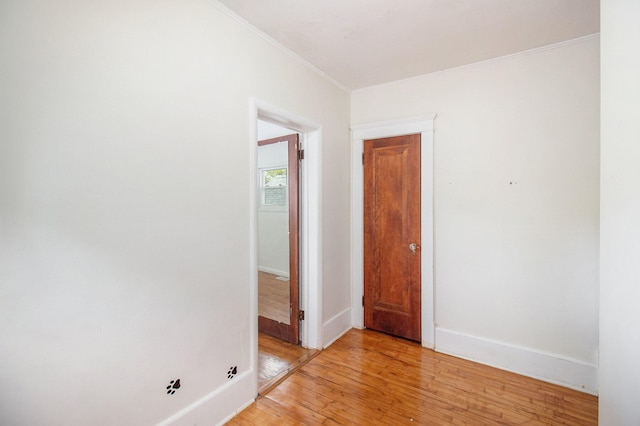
364,134,421,342
257,133,300,344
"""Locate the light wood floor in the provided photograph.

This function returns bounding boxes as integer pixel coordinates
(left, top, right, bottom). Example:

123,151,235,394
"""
229,329,598,425
258,271,290,324
258,332,318,396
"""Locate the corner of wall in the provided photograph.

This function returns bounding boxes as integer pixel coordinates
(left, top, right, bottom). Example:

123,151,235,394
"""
322,307,353,349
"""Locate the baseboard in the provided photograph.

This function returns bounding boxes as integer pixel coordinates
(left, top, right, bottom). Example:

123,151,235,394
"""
435,327,598,395
215,398,255,426
257,266,289,277
157,370,255,426
322,307,353,348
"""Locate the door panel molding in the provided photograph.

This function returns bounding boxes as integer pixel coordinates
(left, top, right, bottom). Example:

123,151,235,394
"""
351,115,436,348
364,134,421,341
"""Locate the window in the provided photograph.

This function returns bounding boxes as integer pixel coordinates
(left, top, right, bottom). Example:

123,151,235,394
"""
259,167,288,208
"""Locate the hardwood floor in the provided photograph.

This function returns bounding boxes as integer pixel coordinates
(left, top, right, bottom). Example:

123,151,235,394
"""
229,329,598,425
258,332,318,396
258,271,290,324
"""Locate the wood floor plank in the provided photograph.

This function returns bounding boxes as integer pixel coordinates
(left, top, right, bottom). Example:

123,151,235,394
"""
229,329,598,425
258,271,290,324
257,332,318,394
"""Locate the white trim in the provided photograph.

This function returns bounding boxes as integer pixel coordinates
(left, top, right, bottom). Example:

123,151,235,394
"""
215,399,255,426
351,115,436,348
157,370,254,425
208,0,350,93
351,115,436,137
322,308,352,348
352,33,600,93
435,327,599,395
251,98,323,351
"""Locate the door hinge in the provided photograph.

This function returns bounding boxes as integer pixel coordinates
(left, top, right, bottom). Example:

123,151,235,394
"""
362,295,365,306
362,152,364,165
298,149,305,161
298,310,305,321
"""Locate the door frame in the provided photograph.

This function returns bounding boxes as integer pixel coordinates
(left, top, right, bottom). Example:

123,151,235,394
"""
250,99,323,358
351,115,436,348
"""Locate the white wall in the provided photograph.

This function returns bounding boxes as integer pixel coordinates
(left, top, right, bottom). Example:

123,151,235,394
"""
352,36,600,391
600,0,640,423
257,139,289,276
0,1,350,425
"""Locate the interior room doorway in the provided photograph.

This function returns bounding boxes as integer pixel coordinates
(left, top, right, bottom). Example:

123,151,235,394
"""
257,125,300,344
251,99,323,396
255,119,316,394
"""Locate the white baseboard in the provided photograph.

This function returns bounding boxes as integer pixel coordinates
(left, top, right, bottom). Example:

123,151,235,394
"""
157,370,255,426
322,307,353,348
257,266,289,278
215,398,255,426
435,327,598,395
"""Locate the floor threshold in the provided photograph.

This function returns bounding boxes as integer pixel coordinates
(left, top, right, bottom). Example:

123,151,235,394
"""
258,348,320,397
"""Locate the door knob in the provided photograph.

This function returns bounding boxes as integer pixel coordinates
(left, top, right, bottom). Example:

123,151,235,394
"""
409,243,418,253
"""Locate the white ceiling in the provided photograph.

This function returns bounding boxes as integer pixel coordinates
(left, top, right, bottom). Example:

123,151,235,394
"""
258,120,296,140
214,0,600,90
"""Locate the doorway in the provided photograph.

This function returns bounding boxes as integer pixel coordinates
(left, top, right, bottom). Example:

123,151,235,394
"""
257,130,300,344
256,121,310,392
250,99,323,397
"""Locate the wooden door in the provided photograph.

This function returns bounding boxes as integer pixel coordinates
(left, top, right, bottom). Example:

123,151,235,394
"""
257,133,300,344
364,134,421,342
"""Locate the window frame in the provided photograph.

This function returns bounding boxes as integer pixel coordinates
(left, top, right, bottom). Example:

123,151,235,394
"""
258,165,289,211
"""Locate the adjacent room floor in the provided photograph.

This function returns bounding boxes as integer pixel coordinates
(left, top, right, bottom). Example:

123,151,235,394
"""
258,271,290,325
258,332,318,396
